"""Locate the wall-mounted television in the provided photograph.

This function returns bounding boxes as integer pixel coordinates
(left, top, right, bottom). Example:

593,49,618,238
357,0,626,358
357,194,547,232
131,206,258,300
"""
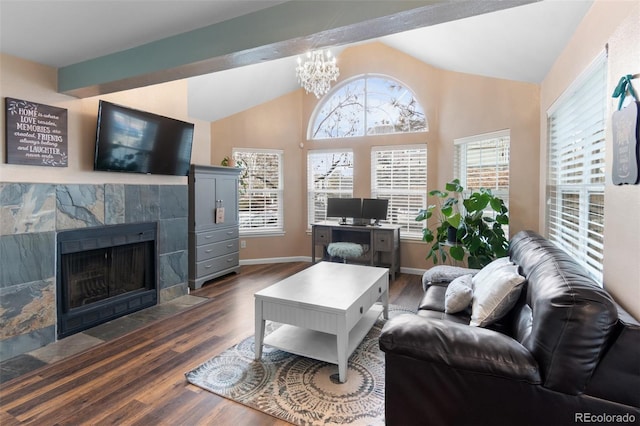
94,100,194,176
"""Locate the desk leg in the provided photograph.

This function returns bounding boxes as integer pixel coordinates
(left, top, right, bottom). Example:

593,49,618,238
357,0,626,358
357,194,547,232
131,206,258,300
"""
311,227,317,264
255,299,265,360
337,318,348,383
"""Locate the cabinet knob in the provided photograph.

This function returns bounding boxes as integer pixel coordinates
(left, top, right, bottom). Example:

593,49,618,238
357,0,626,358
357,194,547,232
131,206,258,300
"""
360,306,363,314
378,287,382,293
205,249,213,253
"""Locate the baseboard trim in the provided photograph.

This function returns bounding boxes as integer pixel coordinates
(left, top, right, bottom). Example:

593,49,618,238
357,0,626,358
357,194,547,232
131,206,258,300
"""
401,267,426,276
239,256,312,265
240,257,425,276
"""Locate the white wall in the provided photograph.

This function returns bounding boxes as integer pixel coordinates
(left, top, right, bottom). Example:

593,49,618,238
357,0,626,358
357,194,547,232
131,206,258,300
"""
0,54,211,184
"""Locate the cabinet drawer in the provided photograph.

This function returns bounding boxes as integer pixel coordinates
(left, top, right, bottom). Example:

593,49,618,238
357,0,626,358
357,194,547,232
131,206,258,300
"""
373,230,393,251
369,279,387,305
347,291,374,329
197,239,239,261
314,226,331,244
196,253,240,277
196,227,239,246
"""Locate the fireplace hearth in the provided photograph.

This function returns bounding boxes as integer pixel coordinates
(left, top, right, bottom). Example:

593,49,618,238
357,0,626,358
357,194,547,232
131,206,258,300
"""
56,222,158,338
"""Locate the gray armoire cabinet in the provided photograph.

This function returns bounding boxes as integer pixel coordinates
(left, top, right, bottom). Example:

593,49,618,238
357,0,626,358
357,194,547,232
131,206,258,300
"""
188,164,241,289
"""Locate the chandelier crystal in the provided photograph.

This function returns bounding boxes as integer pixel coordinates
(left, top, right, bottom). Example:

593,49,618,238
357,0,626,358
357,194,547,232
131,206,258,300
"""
295,50,340,98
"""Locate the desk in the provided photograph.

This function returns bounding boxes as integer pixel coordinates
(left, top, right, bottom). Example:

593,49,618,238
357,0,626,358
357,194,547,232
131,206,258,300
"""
311,221,400,280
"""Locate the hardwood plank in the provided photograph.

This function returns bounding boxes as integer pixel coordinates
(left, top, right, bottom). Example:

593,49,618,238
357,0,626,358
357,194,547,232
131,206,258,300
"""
0,262,423,425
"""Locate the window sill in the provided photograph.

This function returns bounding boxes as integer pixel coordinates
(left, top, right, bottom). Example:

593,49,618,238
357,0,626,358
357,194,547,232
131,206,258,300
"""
239,230,285,238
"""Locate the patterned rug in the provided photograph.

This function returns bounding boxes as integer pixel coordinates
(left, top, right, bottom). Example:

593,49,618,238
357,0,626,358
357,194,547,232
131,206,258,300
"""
185,305,414,425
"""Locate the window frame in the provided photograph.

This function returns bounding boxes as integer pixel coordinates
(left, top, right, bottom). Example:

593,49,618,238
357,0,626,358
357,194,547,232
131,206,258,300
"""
371,144,427,240
232,148,284,236
454,130,511,220
308,74,428,140
545,52,607,281
307,149,355,228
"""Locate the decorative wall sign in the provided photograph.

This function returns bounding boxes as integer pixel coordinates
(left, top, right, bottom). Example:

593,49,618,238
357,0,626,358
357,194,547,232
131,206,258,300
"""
612,101,640,185
5,97,68,167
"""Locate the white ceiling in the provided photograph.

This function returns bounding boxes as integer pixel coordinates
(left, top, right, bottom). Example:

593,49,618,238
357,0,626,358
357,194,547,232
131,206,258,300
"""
0,0,593,122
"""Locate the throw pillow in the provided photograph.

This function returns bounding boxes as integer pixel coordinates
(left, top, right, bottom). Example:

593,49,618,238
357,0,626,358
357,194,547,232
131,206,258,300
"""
444,274,474,314
471,256,513,288
470,263,525,327
422,265,480,290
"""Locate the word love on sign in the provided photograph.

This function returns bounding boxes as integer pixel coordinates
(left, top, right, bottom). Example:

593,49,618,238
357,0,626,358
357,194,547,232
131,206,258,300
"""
5,97,68,167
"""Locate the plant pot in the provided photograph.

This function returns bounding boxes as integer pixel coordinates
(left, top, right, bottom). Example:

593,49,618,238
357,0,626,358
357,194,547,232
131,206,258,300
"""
447,226,459,244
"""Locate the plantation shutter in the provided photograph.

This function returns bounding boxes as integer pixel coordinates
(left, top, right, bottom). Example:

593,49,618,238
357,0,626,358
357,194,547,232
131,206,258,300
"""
546,53,607,280
455,131,510,194
454,130,510,222
233,149,283,234
307,150,354,227
371,144,427,238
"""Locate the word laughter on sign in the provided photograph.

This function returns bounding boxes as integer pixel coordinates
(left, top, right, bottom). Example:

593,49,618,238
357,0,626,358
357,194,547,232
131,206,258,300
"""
5,97,68,167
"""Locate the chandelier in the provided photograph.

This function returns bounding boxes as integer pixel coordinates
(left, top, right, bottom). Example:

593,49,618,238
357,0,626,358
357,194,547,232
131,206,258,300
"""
295,50,340,98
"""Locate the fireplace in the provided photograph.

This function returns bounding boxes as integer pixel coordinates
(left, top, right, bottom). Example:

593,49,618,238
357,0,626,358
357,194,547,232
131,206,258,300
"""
56,222,158,338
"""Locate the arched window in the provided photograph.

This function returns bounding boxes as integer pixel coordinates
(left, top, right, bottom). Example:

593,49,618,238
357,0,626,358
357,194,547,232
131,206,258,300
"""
309,75,427,140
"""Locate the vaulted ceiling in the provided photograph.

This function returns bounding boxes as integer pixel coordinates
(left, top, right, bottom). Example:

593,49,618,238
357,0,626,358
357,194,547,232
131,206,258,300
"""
0,0,593,122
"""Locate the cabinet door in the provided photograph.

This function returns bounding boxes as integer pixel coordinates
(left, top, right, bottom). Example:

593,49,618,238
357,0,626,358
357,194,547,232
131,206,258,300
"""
215,176,238,226
194,174,217,228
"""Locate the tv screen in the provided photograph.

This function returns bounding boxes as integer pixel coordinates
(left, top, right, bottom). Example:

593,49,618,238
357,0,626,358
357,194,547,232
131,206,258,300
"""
361,198,389,221
94,100,194,176
326,198,362,219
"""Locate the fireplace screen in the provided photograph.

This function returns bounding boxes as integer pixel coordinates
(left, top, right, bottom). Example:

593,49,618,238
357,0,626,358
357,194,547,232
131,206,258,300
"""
56,222,157,338
62,242,148,309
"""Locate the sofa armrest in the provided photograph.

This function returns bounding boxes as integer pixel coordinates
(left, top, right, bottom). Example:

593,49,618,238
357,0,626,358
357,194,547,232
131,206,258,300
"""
379,314,541,383
422,265,480,290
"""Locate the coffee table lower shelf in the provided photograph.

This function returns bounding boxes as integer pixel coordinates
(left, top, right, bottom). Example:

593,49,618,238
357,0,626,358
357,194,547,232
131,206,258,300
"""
262,304,383,365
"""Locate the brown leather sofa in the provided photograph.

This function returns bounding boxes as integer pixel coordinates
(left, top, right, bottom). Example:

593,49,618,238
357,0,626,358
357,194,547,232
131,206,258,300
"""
379,230,640,425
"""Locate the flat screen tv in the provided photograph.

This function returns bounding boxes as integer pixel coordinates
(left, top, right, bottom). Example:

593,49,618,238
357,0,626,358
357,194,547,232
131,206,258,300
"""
326,197,362,223
94,100,194,176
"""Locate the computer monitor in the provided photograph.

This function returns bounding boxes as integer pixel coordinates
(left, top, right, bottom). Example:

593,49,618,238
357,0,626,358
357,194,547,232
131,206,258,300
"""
326,198,362,224
361,198,389,225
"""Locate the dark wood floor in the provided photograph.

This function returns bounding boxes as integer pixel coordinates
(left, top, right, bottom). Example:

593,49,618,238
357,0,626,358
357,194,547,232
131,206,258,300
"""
0,262,423,426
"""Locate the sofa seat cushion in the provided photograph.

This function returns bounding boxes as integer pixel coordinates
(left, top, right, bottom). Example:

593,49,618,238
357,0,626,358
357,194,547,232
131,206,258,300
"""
418,283,448,312
417,309,470,324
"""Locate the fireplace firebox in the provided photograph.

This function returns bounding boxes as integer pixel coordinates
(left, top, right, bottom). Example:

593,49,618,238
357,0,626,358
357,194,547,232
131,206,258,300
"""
56,222,158,338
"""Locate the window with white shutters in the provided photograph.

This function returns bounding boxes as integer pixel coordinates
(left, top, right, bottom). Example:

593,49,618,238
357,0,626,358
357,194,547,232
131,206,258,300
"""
454,130,510,222
371,145,427,238
307,150,354,227
546,53,607,281
233,149,284,234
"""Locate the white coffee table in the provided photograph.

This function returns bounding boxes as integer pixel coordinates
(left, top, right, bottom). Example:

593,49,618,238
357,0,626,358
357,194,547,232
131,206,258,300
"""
254,262,389,383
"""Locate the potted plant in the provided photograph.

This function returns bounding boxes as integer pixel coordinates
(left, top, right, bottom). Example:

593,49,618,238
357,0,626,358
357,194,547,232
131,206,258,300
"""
415,179,509,269
221,156,249,193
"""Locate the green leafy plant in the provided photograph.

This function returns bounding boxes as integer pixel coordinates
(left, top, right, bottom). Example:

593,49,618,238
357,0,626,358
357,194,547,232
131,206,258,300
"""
415,179,509,269
221,156,249,193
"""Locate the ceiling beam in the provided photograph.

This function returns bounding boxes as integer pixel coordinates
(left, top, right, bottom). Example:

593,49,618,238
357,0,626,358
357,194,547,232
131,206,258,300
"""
58,0,537,98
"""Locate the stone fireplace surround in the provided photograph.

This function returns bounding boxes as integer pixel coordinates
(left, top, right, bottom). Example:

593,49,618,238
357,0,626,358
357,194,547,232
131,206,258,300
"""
0,183,189,360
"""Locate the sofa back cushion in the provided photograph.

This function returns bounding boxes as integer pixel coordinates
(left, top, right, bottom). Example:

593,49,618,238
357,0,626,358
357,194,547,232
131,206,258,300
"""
509,231,618,395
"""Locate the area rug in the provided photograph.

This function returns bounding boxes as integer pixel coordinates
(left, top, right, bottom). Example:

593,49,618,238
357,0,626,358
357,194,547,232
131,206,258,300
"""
185,305,414,425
